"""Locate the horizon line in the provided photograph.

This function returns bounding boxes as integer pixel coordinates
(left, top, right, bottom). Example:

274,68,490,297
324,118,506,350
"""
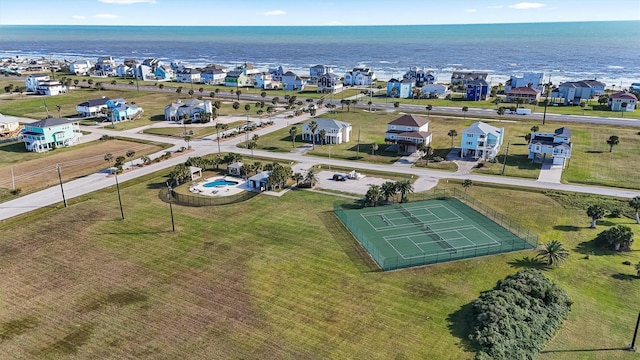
1,19,638,27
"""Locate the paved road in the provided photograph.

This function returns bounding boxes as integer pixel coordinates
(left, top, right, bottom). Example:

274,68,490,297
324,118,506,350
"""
2,89,640,222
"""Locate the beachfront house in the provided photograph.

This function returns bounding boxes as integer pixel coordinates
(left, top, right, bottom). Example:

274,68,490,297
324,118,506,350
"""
164,99,213,122
0,113,21,138
403,67,436,86
460,121,504,161
25,74,66,96
310,65,333,81
504,73,544,92
22,117,82,152
465,79,489,101
200,68,227,85
528,127,572,168
254,72,281,89
176,68,201,84
421,84,448,98
94,56,117,76
344,67,376,86
386,78,413,98
384,114,432,155
115,64,135,78
281,71,305,91
76,97,110,117
552,79,606,105
106,98,143,122
69,60,92,76
316,73,343,93
505,86,541,104
301,118,352,145
225,63,258,87
450,71,488,87
269,66,285,81
609,91,637,112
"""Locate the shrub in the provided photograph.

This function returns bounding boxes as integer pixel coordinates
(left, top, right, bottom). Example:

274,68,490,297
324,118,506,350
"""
623,260,632,266
99,134,115,141
468,269,571,360
610,208,622,218
10,188,22,196
475,163,484,169
432,156,444,163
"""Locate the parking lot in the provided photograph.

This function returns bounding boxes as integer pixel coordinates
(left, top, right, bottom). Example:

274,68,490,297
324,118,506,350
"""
315,170,392,195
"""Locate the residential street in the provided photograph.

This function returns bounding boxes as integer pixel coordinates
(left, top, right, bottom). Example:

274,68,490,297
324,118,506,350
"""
1,96,640,222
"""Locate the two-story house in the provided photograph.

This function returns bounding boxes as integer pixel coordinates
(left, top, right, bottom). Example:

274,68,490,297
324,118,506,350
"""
402,67,436,86
281,71,305,91
460,122,504,161
224,63,258,87
450,71,488,86
76,97,110,117
528,127,572,168
69,60,92,76
552,79,606,105
387,78,413,98
22,118,82,152
344,67,376,86
384,114,432,154
200,68,227,85
608,91,637,112
164,99,213,122
25,74,50,92
301,118,352,145
505,86,541,104
106,98,142,122
95,56,117,76
316,73,343,93
466,79,489,101
310,65,333,81
504,73,544,93
176,68,201,84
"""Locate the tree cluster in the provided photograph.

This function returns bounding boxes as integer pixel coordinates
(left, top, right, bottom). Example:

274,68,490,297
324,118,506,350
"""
468,269,572,360
594,225,635,251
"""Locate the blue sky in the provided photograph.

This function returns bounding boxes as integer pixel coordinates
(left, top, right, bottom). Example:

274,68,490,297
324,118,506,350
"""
1,0,638,26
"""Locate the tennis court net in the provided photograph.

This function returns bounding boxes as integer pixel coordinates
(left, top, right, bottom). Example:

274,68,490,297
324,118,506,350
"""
399,205,457,254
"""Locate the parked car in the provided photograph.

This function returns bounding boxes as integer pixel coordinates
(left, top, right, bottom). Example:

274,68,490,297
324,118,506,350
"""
332,174,347,181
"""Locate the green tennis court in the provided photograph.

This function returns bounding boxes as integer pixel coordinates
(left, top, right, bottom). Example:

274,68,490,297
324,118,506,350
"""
335,197,536,271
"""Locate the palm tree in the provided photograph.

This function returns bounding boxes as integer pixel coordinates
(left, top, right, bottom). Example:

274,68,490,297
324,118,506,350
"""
215,123,227,154
586,204,605,228
289,126,298,149
381,181,397,203
292,172,304,186
530,125,539,132
247,140,257,159
462,179,473,194
421,145,434,166
126,149,136,168
425,105,432,118
447,129,458,149
462,106,469,119
309,120,318,150
497,107,505,118
232,101,240,110
602,225,634,251
606,135,619,152
318,129,326,145
537,240,569,267
236,89,242,101
304,168,319,187
365,184,382,207
629,196,640,224
271,96,279,105
395,179,414,203
104,153,114,171
371,143,379,155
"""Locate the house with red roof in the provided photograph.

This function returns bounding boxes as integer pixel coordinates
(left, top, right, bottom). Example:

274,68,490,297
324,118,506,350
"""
505,86,541,104
608,91,637,112
384,114,432,154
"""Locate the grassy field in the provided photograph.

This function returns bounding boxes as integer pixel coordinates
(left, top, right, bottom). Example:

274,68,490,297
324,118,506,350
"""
142,120,249,139
0,171,639,359
0,138,166,197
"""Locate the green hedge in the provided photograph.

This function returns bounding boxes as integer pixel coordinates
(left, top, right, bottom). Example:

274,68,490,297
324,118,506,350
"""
469,269,572,360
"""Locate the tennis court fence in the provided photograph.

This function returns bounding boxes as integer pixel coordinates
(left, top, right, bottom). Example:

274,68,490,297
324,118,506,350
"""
159,188,259,207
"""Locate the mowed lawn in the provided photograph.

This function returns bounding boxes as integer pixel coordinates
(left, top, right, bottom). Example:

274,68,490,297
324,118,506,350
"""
0,139,164,195
0,171,639,359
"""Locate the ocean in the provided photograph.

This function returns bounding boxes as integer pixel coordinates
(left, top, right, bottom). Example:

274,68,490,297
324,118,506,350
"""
1,21,639,87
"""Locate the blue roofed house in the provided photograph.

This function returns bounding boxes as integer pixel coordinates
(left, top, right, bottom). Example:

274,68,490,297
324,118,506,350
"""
106,98,143,122
403,67,436,86
164,99,213,122
281,71,305,91
551,79,606,105
466,79,489,101
504,73,544,92
460,121,504,161
301,118,352,145
76,97,110,117
386,78,413,98
22,118,82,152
384,114,432,154
528,127,572,168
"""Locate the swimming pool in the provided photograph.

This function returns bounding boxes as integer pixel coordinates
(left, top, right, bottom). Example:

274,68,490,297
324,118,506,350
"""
202,179,239,188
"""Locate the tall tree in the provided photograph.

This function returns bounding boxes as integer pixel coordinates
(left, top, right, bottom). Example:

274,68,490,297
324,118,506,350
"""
395,179,414,203
447,129,458,149
462,179,473,194
536,240,569,267
629,196,640,224
606,135,619,152
304,168,319,187
291,172,304,185
365,184,382,207
318,129,326,145
236,89,242,101
586,204,605,228
215,123,227,154
462,106,469,119
126,149,136,168
309,120,318,150
289,126,298,149
381,181,398,203
425,104,432,118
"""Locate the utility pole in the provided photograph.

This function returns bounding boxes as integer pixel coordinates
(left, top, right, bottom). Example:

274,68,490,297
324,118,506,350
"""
369,77,373,111
631,311,640,351
11,167,15,190
356,127,361,160
115,171,124,220
542,74,551,125
56,164,67,208
501,141,510,175
166,181,175,232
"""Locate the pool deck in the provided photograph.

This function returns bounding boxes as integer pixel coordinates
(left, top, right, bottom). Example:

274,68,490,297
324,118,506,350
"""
189,176,250,197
